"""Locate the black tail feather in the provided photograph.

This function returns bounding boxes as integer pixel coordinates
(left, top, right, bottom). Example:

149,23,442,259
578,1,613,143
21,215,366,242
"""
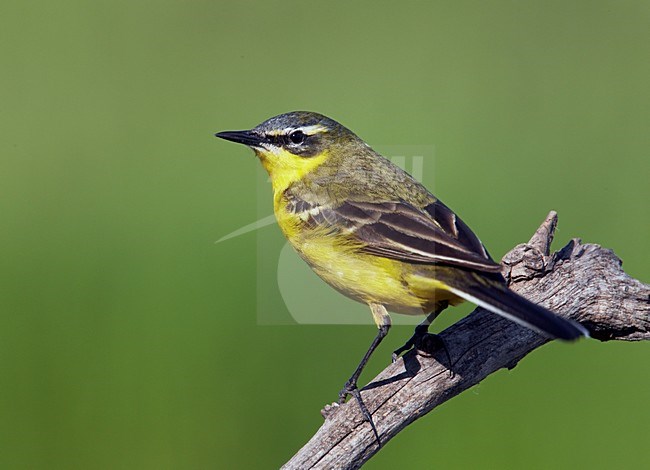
443,273,589,340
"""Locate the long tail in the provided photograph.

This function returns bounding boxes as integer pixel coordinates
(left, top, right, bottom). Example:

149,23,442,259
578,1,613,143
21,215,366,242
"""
441,272,589,340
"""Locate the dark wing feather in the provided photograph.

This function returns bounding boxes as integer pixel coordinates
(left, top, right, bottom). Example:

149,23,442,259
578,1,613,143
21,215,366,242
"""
286,192,501,273
349,200,500,272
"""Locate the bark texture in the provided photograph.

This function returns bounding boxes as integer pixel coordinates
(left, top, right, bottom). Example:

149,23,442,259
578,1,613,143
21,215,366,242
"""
282,212,650,469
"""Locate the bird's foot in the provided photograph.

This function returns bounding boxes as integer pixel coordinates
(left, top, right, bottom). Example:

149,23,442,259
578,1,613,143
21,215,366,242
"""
337,378,356,404
391,336,415,362
392,332,453,371
415,332,447,357
337,380,382,447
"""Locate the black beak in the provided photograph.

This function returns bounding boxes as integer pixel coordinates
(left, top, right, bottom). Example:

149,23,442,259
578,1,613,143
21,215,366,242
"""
214,130,264,147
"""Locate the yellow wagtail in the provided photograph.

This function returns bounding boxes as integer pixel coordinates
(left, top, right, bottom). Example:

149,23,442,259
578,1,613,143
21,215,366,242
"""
215,112,588,439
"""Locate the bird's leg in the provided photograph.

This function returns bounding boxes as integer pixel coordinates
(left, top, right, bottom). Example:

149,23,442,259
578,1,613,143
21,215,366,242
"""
338,303,391,447
338,304,392,403
392,301,450,362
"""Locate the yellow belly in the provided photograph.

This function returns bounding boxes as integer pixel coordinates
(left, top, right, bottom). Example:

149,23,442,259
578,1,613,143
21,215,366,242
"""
280,216,462,315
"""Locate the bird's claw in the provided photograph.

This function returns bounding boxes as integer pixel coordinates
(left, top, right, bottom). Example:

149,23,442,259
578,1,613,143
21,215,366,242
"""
393,333,453,377
392,339,415,362
337,380,382,447
338,379,357,404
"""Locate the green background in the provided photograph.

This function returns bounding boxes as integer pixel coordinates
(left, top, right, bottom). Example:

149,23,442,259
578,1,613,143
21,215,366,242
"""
2,1,649,468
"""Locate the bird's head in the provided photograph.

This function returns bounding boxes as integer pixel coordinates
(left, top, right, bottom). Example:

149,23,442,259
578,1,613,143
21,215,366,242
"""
215,111,363,190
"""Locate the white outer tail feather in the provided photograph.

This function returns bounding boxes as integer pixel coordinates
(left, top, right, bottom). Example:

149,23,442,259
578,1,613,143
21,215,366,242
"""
445,286,590,339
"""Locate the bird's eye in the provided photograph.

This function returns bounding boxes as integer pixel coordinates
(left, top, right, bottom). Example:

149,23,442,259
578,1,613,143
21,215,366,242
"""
288,130,306,145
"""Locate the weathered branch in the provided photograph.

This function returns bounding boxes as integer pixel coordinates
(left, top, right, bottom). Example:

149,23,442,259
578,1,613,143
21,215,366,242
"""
282,212,650,469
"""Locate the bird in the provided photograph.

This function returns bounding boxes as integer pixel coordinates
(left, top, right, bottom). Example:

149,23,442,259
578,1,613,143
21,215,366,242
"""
215,111,588,442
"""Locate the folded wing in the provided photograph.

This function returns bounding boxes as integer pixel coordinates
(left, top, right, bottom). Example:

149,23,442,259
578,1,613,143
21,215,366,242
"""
285,194,502,273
